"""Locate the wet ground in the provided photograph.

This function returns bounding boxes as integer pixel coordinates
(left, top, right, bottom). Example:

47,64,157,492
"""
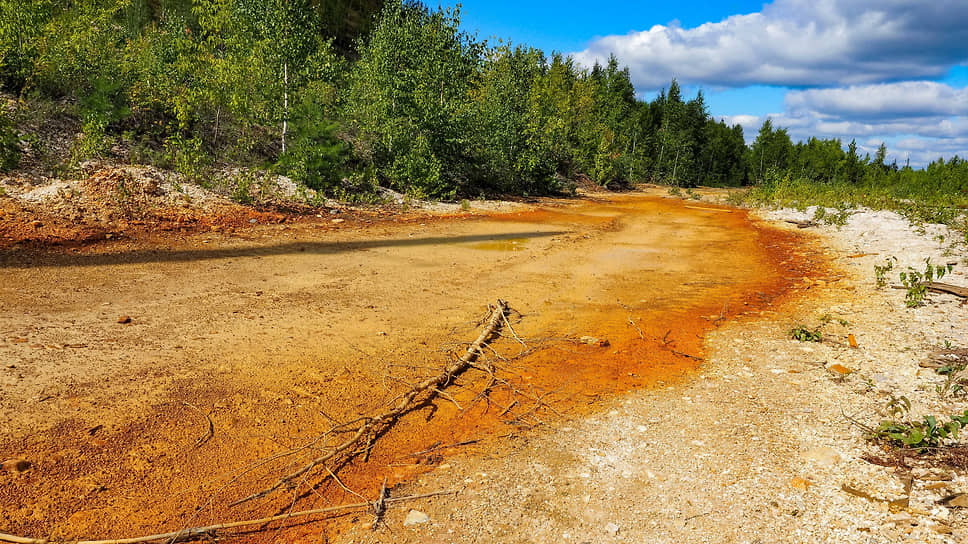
0,192,821,541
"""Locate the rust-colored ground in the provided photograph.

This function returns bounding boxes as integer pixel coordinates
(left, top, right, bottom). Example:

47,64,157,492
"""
0,191,826,542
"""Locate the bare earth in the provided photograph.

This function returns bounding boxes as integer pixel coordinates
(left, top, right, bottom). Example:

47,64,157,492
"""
1,187,965,543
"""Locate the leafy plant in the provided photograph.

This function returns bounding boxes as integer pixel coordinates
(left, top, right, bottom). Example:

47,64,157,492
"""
935,363,967,401
871,396,968,451
813,203,854,227
899,258,953,307
874,256,897,288
790,325,822,342
231,170,255,204
0,107,19,172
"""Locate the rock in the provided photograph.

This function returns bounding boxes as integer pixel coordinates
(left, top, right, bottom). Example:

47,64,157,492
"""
848,333,859,348
826,363,853,376
403,509,430,527
248,218,257,224
804,447,842,466
913,468,953,481
939,493,968,508
2,458,31,474
604,522,620,535
331,218,345,224
790,476,812,490
117,315,132,324
579,336,610,347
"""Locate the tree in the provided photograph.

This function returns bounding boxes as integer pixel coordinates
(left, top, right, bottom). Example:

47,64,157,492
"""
346,1,483,198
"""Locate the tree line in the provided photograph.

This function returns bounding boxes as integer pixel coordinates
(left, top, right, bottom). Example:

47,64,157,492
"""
1,0,965,202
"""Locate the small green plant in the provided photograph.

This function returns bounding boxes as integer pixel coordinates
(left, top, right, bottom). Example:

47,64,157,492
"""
231,170,255,205
874,256,897,288
0,108,20,172
935,363,966,401
813,203,854,227
164,135,207,183
899,258,953,307
790,325,823,342
818,313,850,327
684,187,701,200
667,186,682,197
873,403,968,452
460,199,470,211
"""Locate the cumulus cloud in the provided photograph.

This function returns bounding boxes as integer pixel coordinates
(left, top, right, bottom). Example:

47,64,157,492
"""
573,0,968,89
786,82,968,120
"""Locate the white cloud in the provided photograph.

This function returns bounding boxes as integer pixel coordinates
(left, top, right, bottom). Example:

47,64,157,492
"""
574,0,968,89
786,82,968,120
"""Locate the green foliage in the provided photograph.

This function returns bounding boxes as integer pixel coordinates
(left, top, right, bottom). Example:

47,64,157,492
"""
346,1,481,199
899,258,953,308
4,0,967,208
873,396,968,451
935,363,966,401
790,325,822,342
0,106,19,171
874,256,897,289
163,134,207,183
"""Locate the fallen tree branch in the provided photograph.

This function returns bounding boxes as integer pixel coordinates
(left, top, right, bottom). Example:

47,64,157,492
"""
182,402,214,448
0,491,455,544
926,282,968,299
230,299,510,507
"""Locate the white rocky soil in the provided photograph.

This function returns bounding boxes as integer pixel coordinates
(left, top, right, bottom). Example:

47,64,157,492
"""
337,205,968,543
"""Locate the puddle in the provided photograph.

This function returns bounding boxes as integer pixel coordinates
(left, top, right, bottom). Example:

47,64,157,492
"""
468,238,529,251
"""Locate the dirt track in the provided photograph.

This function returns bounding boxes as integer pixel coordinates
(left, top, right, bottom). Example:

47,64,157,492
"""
0,191,821,541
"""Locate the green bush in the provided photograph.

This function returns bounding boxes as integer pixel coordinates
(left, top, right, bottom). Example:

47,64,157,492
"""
0,107,19,171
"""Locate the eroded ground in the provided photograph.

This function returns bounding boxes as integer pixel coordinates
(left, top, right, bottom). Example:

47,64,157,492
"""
0,192,821,541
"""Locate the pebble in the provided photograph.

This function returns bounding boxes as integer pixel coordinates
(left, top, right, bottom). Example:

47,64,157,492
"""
605,522,620,535
403,509,430,527
117,315,131,324
2,458,31,474
804,446,841,466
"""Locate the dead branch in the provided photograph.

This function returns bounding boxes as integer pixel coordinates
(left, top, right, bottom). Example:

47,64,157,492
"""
182,402,214,448
0,491,455,544
371,476,388,530
926,282,968,299
230,300,510,507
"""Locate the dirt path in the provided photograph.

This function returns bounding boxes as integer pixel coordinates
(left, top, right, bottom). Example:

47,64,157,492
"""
0,192,821,541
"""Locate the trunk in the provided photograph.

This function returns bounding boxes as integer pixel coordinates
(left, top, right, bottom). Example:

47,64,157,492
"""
672,146,681,184
282,62,289,154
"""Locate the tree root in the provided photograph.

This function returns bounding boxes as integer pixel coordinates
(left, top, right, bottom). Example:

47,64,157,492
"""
230,299,510,507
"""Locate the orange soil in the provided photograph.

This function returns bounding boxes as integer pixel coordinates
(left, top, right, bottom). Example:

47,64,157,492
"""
0,192,826,542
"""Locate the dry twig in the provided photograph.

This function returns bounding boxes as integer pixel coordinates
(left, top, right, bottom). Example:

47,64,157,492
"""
0,491,455,544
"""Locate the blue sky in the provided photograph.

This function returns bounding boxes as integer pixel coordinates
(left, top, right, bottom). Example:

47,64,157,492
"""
457,0,968,166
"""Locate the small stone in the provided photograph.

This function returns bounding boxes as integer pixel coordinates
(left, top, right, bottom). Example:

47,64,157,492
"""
848,333,859,348
403,509,430,527
790,476,812,490
31,220,42,228
117,315,131,324
249,218,257,224
804,447,842,466
826,363,853,376
604,522,620,535
940,493,968,508
331,218,345,224
579,336,609,347
2,458,31,474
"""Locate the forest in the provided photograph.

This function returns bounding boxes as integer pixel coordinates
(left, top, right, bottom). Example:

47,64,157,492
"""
1,0,967,205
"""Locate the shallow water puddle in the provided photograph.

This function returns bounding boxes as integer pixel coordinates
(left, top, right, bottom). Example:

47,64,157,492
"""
467,237,529,251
